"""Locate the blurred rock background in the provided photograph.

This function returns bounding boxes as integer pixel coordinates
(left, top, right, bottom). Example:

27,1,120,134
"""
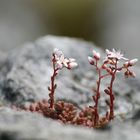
0,0,139,64
0,1,140,139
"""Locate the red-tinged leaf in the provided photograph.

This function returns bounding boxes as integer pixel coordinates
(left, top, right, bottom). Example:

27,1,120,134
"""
92,96,96,102
54,84,57,89
108,86,110,90
89,106,94,109
48,86,51,91
104,89,110,95
112,95,115,100
49,93,52,98
105,99,110,106
106,111,109,118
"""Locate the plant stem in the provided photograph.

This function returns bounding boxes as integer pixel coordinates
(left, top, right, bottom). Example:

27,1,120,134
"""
49,55,58,109
100,73,110,79
93,61,101,125
109,63,117,120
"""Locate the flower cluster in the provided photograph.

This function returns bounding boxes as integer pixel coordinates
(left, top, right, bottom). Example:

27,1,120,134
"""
54,48,78,70
104,49,138,77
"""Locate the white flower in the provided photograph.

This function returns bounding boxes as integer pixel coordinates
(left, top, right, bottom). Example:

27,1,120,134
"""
53,48,78,69
105,49,128,60
93,50,100,60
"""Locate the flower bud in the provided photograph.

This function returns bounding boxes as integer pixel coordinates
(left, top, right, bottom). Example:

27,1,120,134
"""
88,56,95,65
93,50,100,60
68,62,78,69
124,70,136,78
106,68,112,74
102,64,108,69
123,61,129,68
129,59,138,66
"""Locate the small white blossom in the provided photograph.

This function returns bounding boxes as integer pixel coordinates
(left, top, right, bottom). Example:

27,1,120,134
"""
105,49,128,60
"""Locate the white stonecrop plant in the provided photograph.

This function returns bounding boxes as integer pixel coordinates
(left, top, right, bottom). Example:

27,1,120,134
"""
88,48,138,124
48,48,78,109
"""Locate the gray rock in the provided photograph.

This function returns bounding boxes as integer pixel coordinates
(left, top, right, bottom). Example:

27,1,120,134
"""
0,35,140,140
0,107,140,140
0,107,99,140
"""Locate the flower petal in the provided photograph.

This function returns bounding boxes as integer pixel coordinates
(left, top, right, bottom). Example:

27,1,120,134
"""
68,62,78,69
54,48,63,56
69,58,76,62
56,61,63,69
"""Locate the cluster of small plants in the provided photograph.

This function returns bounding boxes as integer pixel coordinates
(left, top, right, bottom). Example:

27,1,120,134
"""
20,48,138,128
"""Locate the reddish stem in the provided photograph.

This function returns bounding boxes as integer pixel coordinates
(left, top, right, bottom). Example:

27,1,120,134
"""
93,62,111,125
100,73,110,79
49,54,59,109
93,60,101,125
108,62,117,120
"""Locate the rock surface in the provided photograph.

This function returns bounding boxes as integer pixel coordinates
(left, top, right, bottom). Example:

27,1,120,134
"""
0,35,140,140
